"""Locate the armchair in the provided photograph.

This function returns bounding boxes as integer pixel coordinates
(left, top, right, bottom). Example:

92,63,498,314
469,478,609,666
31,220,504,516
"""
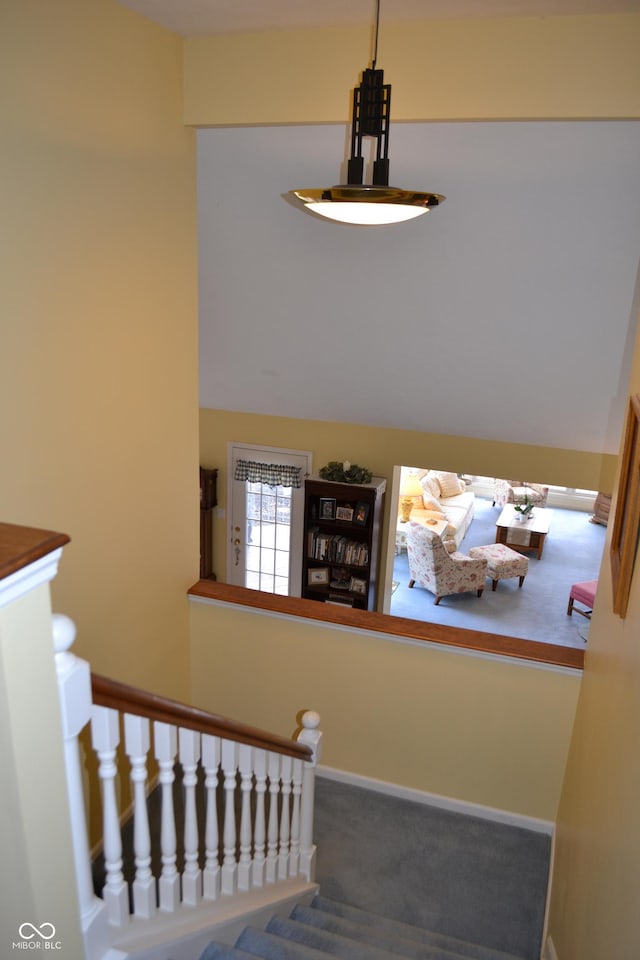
406,523,488,605
492,479,549,509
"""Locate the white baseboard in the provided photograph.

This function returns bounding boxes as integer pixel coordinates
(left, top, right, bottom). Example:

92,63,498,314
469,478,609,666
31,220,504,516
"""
541,934,559,960
318,765,554,835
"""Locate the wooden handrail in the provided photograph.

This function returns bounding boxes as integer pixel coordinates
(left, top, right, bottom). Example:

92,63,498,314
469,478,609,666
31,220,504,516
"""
0,522,70,581
91,673,312,762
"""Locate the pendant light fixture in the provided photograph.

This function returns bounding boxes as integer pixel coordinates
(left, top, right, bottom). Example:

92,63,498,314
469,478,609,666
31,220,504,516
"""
289,0,445,226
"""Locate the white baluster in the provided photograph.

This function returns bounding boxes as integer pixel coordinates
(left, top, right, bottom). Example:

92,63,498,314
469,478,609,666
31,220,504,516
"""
202,733,221,900
289,758,303,877
278,754,292,880
53,615,110,955
154,721,179,912
252,749,267,887
91,704,129,926
265,751,280,884
179,727,202,905
237,744,253,891
297,711,323,882
124,713,156,918
221,739,238,894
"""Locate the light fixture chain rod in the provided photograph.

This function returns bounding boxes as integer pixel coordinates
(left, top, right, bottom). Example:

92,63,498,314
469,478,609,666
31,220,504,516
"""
372,0,380,68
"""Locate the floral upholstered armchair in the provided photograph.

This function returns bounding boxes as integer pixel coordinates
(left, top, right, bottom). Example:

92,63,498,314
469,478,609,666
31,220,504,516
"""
406,523,488,605
492,479,549,509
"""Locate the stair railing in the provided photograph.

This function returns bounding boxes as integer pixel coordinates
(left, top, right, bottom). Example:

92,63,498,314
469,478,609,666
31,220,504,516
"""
52,613,322,959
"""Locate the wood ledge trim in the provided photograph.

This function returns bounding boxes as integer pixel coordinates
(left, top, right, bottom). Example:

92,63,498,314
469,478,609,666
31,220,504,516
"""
91,673,312,761
0,522,71,582
188,580,584,671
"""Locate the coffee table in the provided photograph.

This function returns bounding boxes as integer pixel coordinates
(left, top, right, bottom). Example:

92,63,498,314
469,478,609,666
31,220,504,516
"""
495,504,552,559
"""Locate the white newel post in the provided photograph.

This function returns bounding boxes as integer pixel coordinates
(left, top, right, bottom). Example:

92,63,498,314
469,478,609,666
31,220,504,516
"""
52,613,110,959
297,711,322,882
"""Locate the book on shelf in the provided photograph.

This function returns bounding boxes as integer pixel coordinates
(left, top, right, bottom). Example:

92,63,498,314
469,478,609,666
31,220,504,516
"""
307,529,369,566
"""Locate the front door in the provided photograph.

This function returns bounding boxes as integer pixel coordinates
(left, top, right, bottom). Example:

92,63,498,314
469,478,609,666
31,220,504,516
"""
227,444,311,596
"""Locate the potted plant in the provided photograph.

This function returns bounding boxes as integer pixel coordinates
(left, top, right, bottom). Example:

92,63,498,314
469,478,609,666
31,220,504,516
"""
514,495,535,520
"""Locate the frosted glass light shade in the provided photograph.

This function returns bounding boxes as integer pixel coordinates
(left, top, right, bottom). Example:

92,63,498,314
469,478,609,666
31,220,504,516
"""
289,185,444,226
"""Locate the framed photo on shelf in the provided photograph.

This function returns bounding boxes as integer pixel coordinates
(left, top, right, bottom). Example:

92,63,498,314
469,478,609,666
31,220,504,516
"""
308,567,330,585
319,498,336,520
349,576,367,595
353,501,370,525
336,505,354,522
610,393,640,618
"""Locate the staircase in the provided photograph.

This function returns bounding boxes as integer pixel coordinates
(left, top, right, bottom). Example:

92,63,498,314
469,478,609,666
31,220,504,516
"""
199,895,527,960
3,527,545,960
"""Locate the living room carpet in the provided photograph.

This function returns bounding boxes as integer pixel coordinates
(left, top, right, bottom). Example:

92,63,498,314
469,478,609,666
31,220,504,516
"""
390,497,605,649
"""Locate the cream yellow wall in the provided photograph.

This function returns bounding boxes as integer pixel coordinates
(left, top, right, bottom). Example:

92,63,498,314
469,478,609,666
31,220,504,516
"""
199,407,615,587
184,15,640,126
1,0,199,699
546,325,640,952
190,598,580,821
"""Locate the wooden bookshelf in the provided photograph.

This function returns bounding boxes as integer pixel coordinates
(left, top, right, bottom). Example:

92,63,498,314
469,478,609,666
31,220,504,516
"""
301,476,386,611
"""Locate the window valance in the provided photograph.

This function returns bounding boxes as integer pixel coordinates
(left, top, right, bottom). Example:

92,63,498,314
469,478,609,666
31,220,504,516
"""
234,459,303,488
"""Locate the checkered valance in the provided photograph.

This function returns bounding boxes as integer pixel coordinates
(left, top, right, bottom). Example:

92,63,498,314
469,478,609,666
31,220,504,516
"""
234,459,303,488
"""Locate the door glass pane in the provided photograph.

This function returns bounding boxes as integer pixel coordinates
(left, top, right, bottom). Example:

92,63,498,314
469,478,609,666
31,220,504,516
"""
244,482,292,594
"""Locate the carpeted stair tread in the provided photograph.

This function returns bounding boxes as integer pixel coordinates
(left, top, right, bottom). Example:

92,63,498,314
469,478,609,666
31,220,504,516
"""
198,898,528,960
306,898,525,960
236,926,394,960
265,916,460,960
286,907,477,960
200,944,262,960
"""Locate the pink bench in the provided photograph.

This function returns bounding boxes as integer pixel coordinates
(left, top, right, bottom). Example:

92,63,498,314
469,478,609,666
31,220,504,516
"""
567,580,598,619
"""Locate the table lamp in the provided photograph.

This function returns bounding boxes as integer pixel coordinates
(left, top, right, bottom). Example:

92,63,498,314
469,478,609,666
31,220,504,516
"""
399,475,423,523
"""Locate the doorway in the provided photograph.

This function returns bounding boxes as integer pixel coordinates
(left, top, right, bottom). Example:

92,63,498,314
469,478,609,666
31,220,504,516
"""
227,444,312,596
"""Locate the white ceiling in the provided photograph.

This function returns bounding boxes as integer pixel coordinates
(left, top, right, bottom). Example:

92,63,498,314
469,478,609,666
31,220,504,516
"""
117,0,640,36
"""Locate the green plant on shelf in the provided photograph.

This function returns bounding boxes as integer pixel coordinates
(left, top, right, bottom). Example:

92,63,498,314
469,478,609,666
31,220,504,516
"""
319,460,372,484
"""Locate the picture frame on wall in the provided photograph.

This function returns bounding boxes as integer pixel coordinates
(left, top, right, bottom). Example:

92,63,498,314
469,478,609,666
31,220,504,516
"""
610,393,640,618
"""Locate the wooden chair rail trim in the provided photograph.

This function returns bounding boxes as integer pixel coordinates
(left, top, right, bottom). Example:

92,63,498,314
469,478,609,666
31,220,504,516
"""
91,673,312,762
188,579,584,672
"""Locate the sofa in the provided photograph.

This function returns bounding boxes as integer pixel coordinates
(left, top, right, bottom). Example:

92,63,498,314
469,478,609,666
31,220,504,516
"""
402,470,475,552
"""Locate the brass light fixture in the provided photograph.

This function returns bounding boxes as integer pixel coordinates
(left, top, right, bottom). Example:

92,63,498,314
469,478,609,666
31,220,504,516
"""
289,0,445,226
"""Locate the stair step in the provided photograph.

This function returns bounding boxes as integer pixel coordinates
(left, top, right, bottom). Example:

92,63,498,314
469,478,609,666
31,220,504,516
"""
266,916,434,960
281,907,470,960
198,898,527,960
306,898,524,960
238,926,389,960
200,945,262,960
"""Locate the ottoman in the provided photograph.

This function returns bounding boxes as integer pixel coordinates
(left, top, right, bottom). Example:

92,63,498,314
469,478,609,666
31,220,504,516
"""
468,543,529,591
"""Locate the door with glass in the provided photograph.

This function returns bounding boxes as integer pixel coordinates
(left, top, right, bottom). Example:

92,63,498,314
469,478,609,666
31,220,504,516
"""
228,444,311,596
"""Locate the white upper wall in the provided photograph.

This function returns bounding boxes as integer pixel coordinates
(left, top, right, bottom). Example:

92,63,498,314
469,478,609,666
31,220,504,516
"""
197,120,640,453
